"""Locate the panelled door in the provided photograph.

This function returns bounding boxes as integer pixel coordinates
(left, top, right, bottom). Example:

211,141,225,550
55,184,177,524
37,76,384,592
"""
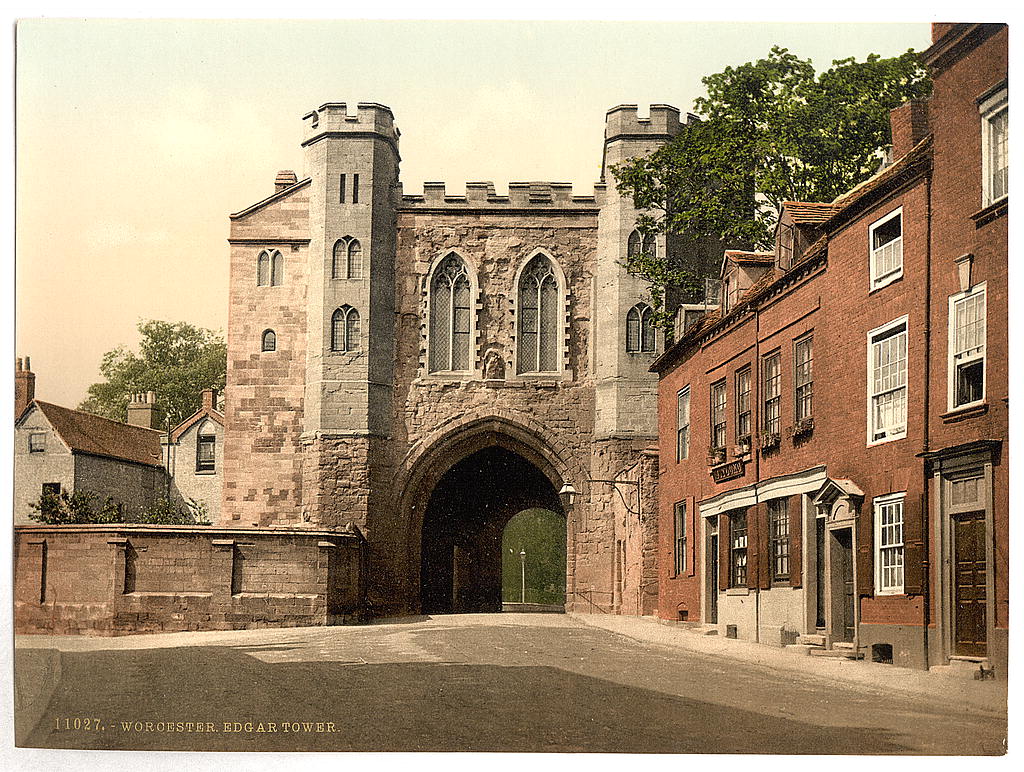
954,512,988,657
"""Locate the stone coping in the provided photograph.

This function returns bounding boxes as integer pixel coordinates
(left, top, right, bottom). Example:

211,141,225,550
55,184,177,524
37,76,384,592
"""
14,524,362,539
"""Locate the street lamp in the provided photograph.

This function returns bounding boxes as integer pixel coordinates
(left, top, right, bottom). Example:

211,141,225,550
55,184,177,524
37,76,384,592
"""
519,548,526,604
558,482,577,508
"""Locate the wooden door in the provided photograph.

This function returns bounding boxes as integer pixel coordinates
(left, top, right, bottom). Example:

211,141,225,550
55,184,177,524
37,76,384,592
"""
954,512,987,657
830,528,854,643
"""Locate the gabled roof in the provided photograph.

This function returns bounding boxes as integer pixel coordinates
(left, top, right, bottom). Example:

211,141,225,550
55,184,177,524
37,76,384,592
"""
28,401,164,468
169,405,224,443
229,177,311,220
781,201,837,225
719,250,774,278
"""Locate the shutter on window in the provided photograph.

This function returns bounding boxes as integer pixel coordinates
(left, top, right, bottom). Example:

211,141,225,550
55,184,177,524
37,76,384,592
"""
719,514,730,590
856,503,875,597
789,495,803,588
902,493,925,596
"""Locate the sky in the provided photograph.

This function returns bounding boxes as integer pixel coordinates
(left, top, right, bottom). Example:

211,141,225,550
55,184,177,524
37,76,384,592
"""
15,18,933,409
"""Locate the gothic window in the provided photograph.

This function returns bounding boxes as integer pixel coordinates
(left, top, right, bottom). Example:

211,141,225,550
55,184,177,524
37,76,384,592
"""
332,237,362,280
627,230,642,258
626,303,655,353
517,253,560,374
332,306,360,352
261,329,276,352
626,229,656,259
271,250,283,286
257,251,270,286
429,253,472,372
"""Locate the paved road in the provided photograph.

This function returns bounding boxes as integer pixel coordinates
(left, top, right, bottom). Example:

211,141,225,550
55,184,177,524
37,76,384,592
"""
15,614,1006,754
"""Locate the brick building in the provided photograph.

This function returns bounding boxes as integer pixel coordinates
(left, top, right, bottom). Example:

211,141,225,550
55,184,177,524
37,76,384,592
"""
651,23,1007,674
222,103,722,616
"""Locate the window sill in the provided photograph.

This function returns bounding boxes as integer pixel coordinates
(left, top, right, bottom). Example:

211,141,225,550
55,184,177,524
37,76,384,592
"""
971,197,1007,228
726,587,749,596
866,432,907,448
194,469,217,476
941,402,988,423
869,271,903,294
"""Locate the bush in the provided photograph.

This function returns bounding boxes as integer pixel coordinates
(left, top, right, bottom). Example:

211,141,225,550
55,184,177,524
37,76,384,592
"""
28,490,122,525
27,491,210,526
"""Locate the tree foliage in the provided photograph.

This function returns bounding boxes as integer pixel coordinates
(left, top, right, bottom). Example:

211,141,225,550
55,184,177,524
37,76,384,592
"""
613,46,930,317
79,320,226,427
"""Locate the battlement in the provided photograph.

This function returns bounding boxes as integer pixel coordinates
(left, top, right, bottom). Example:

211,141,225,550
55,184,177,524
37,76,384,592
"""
302,102,400,145
399,180,605,210
604,103,686,141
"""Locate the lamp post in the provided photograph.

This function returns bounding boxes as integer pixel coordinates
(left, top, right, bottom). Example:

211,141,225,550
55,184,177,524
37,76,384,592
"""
519,548,526,604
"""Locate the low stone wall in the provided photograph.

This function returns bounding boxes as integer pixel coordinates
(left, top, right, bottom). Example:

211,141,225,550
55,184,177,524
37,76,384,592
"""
14,524,366,635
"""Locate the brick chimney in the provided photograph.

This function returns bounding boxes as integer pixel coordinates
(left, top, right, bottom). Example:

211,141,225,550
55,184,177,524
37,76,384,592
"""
890,99,930,159
15,356,36,418
201,388,217,411
127,391,163,429
275,170,298,193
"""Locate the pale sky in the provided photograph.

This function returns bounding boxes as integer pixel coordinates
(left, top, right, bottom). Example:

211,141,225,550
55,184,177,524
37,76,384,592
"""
15,19,932,409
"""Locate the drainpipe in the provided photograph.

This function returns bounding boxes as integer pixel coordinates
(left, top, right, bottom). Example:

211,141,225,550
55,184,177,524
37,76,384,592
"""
921,173,933,670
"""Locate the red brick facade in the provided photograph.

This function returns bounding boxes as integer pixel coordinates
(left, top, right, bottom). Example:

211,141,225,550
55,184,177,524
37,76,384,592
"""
653,24,1007,673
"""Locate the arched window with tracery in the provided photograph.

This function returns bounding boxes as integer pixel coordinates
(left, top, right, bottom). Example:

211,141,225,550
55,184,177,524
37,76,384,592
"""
626,230,656,259
332,237,362,280
331,306,360,352
517,253,560,373
429,253,472,372
626,303,656,353
261,329,277,352
258,249,284,286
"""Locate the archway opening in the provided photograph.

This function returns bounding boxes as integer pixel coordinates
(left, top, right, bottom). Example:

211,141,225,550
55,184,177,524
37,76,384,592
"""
501,508,567,608
420,445,564,614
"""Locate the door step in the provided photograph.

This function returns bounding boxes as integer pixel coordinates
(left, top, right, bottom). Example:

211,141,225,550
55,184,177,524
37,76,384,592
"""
931,656,995,680
808,648,864,660
796,633,825,646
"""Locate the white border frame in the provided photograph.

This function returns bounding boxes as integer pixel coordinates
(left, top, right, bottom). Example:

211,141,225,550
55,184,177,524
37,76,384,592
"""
979,87,1008,208
873,491,906,596
867,206,903,292
947,282,987,412
866,314,909,446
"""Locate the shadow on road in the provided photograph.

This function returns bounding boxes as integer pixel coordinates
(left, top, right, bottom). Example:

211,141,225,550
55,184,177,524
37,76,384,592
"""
17,645,941,754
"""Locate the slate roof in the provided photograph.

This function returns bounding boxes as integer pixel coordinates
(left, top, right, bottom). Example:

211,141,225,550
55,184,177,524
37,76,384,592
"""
32,401,164,468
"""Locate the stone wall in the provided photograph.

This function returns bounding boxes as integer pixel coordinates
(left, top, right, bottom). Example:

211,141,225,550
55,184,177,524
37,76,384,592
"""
14,525,365,635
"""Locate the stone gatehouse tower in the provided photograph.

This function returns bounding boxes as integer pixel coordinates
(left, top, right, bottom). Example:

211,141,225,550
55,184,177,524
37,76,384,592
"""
223,101,718,616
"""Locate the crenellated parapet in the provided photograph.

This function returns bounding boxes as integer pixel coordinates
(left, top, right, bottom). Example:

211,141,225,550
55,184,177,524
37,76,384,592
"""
301,102,400,149
604,103,692,143
400,180,605,211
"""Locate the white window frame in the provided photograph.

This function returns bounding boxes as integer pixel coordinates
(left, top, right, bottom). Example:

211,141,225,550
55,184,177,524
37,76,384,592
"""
866,315,909,446
873,492,906,596
947,283,987,411
673,500,687,575
868,207,903,291
980,87,1008,208
676,386,690,461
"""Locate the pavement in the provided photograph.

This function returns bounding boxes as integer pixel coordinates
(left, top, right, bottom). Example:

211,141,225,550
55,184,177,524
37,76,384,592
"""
569,613,1007,715
12,612,1008,755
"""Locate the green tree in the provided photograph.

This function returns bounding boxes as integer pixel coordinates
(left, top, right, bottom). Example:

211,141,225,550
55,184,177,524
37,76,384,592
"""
79,320,226,427
613,46,930,321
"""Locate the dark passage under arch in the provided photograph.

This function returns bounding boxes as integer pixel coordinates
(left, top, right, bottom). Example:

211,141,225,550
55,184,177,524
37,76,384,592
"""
420,445,565,614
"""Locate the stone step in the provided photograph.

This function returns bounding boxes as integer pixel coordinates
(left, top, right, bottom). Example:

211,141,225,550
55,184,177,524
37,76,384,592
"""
808,647,864,660
832,641,856,650
797,633,825,646
784,644,817,656
691,625,718,636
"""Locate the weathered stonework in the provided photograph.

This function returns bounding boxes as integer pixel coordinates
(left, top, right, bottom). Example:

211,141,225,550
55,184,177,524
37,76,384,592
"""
222,102,718,617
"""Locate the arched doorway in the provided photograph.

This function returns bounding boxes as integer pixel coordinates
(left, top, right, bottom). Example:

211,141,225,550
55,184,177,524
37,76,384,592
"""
420,445,565,614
